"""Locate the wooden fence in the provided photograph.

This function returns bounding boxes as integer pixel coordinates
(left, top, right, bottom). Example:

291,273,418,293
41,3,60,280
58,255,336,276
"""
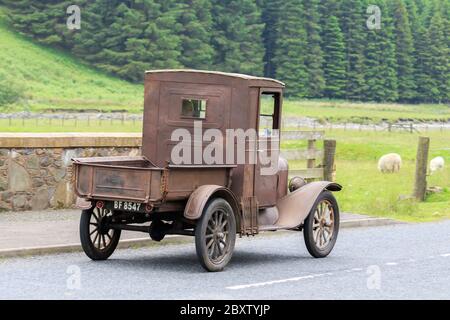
384,122,420,133
281,131,336,181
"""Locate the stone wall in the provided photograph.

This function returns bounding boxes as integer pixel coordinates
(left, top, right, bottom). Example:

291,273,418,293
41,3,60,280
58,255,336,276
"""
0,133,141,212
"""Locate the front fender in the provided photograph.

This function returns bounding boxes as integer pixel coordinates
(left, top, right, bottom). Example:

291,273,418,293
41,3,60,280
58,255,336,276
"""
275,181,342,229
184,185,241,227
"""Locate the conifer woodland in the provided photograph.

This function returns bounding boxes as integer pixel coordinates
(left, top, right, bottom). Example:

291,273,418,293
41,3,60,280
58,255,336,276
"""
2,0,449,103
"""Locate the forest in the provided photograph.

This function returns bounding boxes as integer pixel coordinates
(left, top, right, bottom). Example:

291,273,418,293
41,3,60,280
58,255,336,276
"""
1,0,449,103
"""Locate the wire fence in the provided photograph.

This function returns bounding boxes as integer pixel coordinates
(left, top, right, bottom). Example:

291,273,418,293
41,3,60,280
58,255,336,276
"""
0,114,449,132
0,114,142,129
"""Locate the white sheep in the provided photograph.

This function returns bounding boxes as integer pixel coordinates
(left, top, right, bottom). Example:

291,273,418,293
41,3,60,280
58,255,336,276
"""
430,156,445,175
378,153,402,174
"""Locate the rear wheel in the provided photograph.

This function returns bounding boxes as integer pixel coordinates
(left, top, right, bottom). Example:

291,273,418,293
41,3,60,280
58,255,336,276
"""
195,198,236,272
80,207,121,260
303,191,339,258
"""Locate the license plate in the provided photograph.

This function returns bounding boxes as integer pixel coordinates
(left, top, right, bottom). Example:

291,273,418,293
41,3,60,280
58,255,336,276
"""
113,201,142,212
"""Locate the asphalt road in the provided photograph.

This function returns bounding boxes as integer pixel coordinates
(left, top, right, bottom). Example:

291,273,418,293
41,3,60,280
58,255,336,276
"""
0,220,449,300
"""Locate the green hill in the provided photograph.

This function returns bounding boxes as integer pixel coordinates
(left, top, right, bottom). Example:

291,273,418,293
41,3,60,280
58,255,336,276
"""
0,7,448,124
0,8,143,113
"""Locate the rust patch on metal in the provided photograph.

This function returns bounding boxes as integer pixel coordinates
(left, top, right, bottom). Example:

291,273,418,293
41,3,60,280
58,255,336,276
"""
240,196,259,236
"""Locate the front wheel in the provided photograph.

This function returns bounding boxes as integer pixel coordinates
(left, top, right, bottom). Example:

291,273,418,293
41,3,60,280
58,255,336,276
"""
195,198,236,272
303,191,339,258
80,207,121,260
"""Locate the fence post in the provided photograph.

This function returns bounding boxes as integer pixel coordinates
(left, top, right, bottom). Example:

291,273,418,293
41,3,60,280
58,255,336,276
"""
323,140,337,181
307,139,316,169
413,137,430,201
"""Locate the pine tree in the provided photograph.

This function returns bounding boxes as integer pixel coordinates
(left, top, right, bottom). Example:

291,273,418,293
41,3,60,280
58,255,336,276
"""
97,3,143,79
442,0,450,102
211,0,264,75
392,0,417,102
319,0,342,27
322,15,347,98
3,0,76,47
364,0,398,102
423,8,449,102
340,0,367,100
272,0,308,97
143,0,183,71
404,0,423,103
178,0,214,70
260,0,283,78
72,1,119,63
303,0,325,98
414,17,433,101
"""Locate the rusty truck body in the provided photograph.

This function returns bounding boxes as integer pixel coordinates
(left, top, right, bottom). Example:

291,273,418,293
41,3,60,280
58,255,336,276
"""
73,70,342,272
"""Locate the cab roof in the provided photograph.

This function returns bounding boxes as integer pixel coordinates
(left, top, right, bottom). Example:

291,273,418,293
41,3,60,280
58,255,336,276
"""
145,69,285,88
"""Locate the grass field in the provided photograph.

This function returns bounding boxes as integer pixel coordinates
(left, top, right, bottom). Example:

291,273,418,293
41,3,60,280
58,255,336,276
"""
335,160,449,222
281,100,450,123
285,130,450,222
0,8,143,113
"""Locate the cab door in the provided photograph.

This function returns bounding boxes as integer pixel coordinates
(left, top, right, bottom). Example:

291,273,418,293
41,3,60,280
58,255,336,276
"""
254,89,282,207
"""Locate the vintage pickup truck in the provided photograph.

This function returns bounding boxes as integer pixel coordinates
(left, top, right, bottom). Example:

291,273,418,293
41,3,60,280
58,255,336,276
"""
73,70,342,272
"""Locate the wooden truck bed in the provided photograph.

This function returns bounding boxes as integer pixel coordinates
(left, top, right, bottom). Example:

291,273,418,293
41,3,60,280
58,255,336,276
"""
73,156,234,203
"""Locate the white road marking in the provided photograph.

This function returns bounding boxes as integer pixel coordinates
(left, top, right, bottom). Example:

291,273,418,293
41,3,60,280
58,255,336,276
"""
351,268,364,272
345,268,363,273
226,254,450,291
226,273,328,290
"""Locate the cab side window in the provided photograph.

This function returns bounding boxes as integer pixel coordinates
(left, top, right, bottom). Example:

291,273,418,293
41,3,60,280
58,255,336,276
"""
181,99,207,119
259,92,280,136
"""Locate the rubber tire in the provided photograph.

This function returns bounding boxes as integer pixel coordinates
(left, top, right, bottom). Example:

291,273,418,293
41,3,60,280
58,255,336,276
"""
80,208,121,261
195,198,237,272
303,191,340,258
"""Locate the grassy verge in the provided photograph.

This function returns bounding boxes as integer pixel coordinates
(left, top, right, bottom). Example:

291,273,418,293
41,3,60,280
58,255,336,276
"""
281,99,450,124
285,129,450,222
334,160,449,222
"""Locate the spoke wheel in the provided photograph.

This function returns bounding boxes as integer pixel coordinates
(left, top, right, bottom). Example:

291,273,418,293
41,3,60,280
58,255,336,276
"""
80,207,121,261
303,191,339,258
312,200,334,249
195,198,236,272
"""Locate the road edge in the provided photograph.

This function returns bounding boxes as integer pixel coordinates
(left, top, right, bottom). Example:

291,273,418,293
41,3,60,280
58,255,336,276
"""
0,217,401,259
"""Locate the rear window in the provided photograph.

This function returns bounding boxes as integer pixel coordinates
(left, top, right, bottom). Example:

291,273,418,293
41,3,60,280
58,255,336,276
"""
181,99,207,119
